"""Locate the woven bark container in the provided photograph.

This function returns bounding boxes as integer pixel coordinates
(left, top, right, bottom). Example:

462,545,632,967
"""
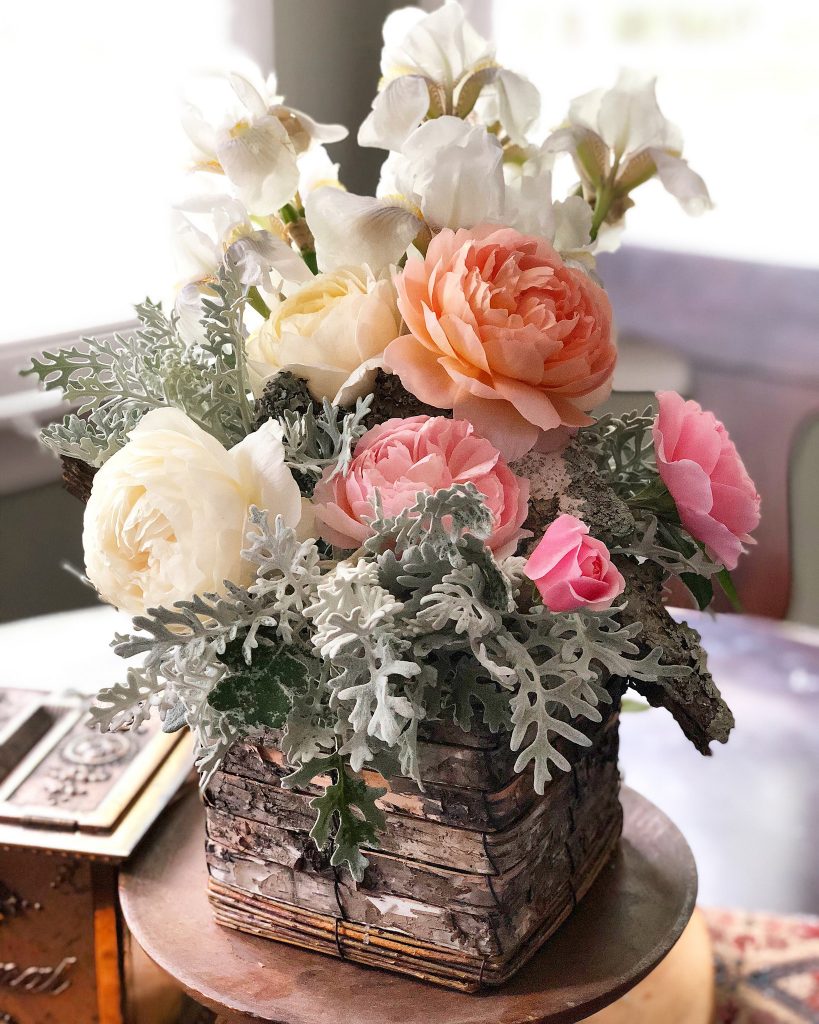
203,698,623,992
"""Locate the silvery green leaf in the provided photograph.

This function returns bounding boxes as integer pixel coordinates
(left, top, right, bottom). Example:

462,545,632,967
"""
580,408,656,499
243,508,324,645
287,753,385,882
615,515,722,579
26,262,255,462
365,483,494,558
40,405,144,467
446,658,512,734
279,395,373,494
89,666,164,733
504,639,599,793
416,564,501,637
282,669,335,764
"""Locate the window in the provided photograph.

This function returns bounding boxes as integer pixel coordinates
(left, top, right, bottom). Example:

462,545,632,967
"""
0,0,273,348
491,0,819,268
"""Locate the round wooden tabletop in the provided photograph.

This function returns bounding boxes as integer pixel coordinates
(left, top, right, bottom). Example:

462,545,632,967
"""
120,786,697,1024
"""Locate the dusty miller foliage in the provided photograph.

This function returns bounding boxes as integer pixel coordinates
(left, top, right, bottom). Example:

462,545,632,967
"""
39,404,146,469
90,505,324,782
92,485,693,880
580,411,725,587
26,258,254,464
615,515,722,579
279,394,373,495
581,409,657,500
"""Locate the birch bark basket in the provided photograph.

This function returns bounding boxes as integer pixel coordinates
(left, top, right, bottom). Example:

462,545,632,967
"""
204,693,624,992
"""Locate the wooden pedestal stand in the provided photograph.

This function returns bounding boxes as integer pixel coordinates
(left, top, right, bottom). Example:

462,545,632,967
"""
119,786,698,1024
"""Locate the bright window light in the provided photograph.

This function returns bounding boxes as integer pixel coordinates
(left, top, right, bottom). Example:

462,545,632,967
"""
0,0,270,345
492,0,819,268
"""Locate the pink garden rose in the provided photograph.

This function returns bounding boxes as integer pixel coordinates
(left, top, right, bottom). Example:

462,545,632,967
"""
524,514,625,613
384,224,616,461
653,391,760,571
313,415,530,557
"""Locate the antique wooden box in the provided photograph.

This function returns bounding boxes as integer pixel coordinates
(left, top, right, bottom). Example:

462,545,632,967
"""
204,696,623,991
0,686,192,1024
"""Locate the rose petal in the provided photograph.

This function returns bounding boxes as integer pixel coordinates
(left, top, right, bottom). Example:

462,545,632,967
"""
653,390,759,569
312,414,529,554
386,225,614,460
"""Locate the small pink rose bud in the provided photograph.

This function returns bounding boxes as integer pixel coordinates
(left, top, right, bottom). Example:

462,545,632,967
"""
524,514,626,613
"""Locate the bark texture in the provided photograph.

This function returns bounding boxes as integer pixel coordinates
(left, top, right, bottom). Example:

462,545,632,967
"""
204,701,623,991
615,557,735,753
60,455,96,503
365,370,452,429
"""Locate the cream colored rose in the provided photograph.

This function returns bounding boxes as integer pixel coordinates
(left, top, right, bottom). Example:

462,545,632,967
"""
82,408,302,616
247,265,400,406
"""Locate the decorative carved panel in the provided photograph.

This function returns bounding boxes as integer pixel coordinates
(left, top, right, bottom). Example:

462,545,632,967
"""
0,686,193,1023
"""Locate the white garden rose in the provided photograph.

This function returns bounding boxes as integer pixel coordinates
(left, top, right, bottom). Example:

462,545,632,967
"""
83,408,302,616
246,265,401,407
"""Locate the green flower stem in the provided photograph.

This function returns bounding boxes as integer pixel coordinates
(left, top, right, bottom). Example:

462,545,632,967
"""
247,286,271,319
279,203,318,276
589,155,622,243
589,181,614,242
717,567,743,612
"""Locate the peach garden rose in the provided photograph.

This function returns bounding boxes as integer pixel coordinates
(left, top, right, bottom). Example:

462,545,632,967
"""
383,224,616,460
313,414,530,557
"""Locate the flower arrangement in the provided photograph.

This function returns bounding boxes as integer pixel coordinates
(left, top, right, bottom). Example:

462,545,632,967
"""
26,1,759,883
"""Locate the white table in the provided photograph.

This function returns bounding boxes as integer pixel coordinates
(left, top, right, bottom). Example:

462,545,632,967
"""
1,604,129,695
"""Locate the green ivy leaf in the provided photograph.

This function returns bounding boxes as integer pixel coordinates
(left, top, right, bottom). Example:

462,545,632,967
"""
208,649,306,729
680,571,714,611
286,754,386,882
716,567,743,612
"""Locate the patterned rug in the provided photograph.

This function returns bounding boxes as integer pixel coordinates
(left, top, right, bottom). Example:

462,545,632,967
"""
707,909,819,1023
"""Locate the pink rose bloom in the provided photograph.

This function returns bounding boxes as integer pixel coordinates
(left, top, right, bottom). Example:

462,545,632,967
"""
313,415,530,557
524,515,625,613
653,391,760,571
384,224,616,461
